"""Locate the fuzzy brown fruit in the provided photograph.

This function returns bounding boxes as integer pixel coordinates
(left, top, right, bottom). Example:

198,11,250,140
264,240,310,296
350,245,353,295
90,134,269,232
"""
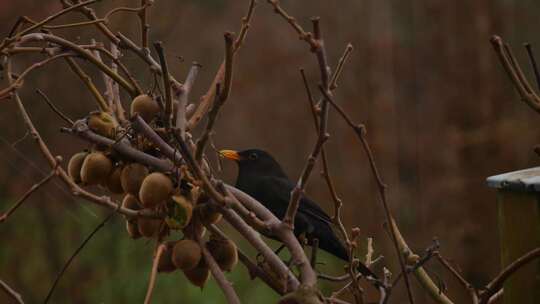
158,242,177,273
183,259,210,289
137,216,162,238
206,238,238,272
196,203,222,225
80,152,112,185
67,151,88,184
88,111,118,138
120,163,148,195
106,166,124,193
172,239,202,271
130,94,160,122
139,172,173,207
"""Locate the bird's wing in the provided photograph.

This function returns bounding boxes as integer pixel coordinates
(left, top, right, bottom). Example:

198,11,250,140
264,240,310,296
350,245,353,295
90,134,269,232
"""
257,176,333,225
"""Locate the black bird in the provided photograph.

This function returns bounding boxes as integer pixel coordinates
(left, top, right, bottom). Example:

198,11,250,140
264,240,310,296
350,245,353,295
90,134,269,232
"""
219,148,376,278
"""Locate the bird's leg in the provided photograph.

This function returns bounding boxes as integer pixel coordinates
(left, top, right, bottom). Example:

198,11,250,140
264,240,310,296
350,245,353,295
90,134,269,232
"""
274,244,286,255
255,244,286,264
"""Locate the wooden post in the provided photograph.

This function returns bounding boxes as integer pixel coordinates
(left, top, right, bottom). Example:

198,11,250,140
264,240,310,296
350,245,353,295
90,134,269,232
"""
487,167,540,304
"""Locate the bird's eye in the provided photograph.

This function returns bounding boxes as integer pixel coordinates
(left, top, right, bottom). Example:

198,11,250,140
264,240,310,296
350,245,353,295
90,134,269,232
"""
248,152,258,160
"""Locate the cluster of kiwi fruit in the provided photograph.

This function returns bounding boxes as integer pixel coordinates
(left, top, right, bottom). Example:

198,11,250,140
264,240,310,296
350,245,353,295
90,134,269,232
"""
65,94,237,288
156,235,239,288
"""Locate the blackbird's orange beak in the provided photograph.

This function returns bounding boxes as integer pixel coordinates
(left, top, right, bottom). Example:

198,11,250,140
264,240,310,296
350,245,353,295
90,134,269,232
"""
219,150,241,161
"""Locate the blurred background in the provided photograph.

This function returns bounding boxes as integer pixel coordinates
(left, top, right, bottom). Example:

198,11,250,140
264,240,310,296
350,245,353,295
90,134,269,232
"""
1,0,540,303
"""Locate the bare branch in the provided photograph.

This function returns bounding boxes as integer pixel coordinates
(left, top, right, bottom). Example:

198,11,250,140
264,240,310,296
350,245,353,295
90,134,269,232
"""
196,83,222,163
175,62,202,137
436,252,478,303
187,0,256,129
0,0,100,50
319,86,416,303
226,185,317,287
14,33,137,97
44,210,117,303
490,35,540,113
0,279,24,304
330,44,354,90
0,52,75,99
0,169,55,223
524,43,540,91
143,243,166,304
282,130,329,226
138,0,152,49
65,120,174,172
479,247,540,304
36,89,73,125
65,57,110,112
154,41,173,127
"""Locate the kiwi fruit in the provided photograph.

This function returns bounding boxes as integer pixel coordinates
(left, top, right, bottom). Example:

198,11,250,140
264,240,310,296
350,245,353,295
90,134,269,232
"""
67,151,88,184
120,163,149,195
137,216,163,238
130,94,160,122
80,152,112,185
206,237,238,272
106,166,124,193
172,239,202,271
196,203,222,225
139,172,173,207
183,259,210,289
125,220,141,239
88,111,118,138
158,242,176,273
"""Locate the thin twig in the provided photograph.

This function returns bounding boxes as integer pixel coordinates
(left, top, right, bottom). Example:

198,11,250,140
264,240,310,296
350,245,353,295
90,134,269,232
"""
0,279,24,304
0,170,55,223
64,0,120,44
524,43,540,91
138,0,151,49
13,33,137,97
226,185,316,288
187,1,256,129
318,86,415,304
330,44,353,90
153,41,173,127
65,57,109,111
36,89,73,125
0,53,75,99
490,35,540,113
195,84,222,163
436,253,479,304
109,43,128,123
175,62,201,136
143,243,166,304
282,129,329,226
479,247,540,304
44,210,118,303
0,0,99,51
